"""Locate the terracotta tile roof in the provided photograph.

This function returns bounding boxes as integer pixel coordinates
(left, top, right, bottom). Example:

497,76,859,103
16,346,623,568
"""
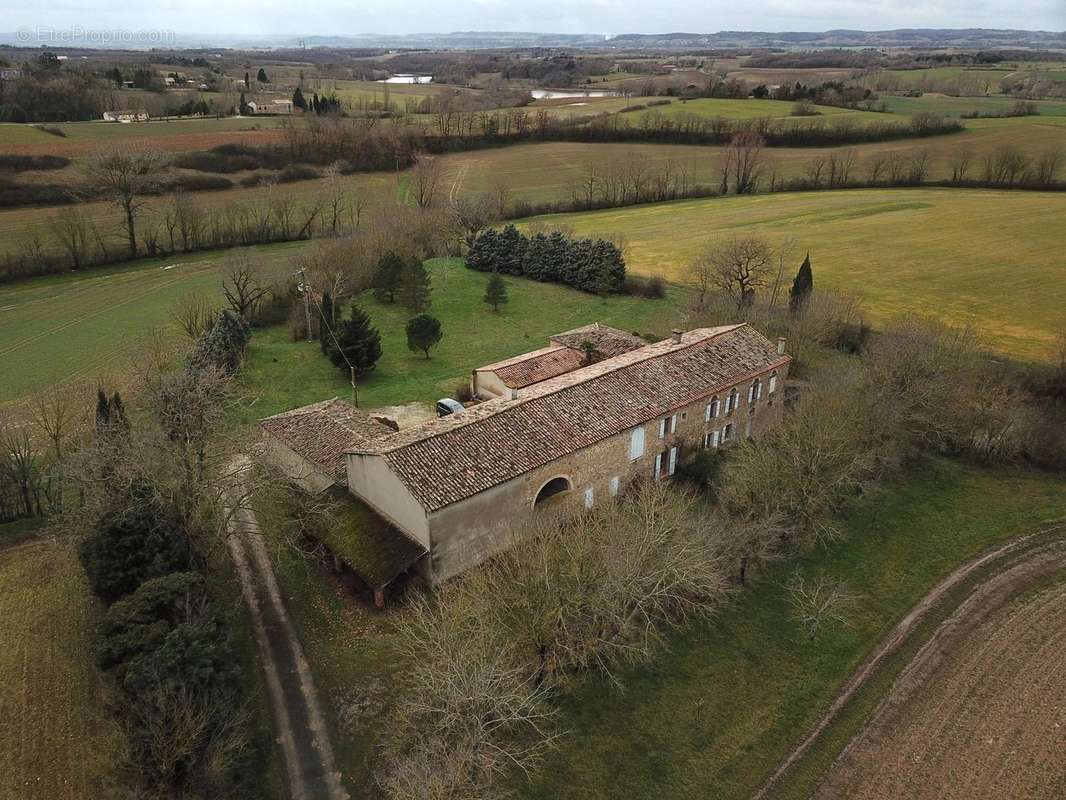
479,344,587,389
260,398,392,483
350,325,789,512
475,324,647,390
550,323,648,359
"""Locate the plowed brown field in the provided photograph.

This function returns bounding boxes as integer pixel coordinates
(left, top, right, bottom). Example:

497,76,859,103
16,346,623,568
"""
816,579,1066,800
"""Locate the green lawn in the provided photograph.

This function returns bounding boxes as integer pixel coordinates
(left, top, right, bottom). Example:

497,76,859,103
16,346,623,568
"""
235,259,681,423
517,459,1066,800
0,241,307,405
518,188,1066,360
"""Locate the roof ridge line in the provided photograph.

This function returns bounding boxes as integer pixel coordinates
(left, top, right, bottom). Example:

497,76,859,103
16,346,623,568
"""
350,324,747,456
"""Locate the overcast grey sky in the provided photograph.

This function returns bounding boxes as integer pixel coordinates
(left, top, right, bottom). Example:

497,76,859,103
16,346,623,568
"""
4,0,1064,36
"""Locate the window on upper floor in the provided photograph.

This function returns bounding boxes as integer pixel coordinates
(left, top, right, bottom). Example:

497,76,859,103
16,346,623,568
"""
629,426,645,461
722,422,734,442
705,396,720,421
727,389,739,413
658,413,678,438
768,371,778,395
749,378,762,403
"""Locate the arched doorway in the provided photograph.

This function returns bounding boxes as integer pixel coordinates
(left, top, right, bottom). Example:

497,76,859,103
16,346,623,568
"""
533,476,571,508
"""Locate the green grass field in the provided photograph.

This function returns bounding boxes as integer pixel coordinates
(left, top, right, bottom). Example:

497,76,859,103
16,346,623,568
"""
234,258,681,423
879,93,1066,117
535,96,889,125
0,242,307,405
0,116,291,147
519,188,1066,360
517,459,1066,800
0,539,125,800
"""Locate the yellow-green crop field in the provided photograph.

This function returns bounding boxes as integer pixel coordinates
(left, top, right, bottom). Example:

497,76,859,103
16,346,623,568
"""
0,541,124,800
520,188,1066,360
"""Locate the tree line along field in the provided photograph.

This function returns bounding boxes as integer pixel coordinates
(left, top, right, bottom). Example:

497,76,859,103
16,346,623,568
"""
1,113,1063,264
520,187,1066,361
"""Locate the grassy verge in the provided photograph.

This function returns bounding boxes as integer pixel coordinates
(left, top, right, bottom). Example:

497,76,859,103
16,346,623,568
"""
234,258,682,423
515,458,1066,800
0,516,46,548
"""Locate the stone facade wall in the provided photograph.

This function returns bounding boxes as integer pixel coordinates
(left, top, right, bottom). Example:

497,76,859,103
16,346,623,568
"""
423,360,788,583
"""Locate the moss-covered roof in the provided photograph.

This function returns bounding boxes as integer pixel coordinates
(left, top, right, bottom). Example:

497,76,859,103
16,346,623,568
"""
316,489,427,589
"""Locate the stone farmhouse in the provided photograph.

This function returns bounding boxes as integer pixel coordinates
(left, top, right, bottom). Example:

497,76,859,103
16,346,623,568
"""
261,323,790,589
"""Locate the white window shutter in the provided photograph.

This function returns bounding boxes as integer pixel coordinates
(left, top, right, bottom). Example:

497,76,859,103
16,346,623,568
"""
671,413,678,432
654,453,662,479
704,404,711,422
584,487,594,509
769,375,777,394
658,418,666,438
609,476,620,496
712,430,720,448
668,447,678,475
629,427,645,461
748,384,755,403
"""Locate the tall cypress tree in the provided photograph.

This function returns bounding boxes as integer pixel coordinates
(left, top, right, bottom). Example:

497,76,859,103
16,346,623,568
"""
292,86,307,110
789,252,814,314
399,259,432,313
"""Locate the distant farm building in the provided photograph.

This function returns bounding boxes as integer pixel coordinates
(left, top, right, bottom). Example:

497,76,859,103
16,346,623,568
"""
246,99,293,115
262,324,791,589
102,109,150,122
0,68,22,81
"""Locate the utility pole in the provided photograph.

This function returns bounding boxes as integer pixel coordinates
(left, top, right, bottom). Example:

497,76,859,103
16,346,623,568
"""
296,268,312,342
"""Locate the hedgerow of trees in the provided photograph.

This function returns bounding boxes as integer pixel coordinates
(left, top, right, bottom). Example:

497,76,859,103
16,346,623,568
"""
467,225,627,294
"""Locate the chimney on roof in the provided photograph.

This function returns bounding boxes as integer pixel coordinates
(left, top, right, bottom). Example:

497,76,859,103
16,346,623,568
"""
671,329,683,344
777,337,787,355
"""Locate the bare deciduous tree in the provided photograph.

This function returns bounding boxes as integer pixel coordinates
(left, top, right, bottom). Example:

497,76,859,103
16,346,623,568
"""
705,235,774,307
721,131,765,194
221,250,271,319
172,292,217,340
410,153,442,209
786,572,861,640
83,147,168,258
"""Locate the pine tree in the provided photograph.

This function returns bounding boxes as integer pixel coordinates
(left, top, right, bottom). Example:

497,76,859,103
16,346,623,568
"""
399,259,432,313
373,251,405,304
256,68,268,83
327,304,382,374
292,86,307,110
244,71,250,89
522,233,550,281
319,291,334,354
406,314,443,359
497,225,528,275
789,252,814,315
466,229,499,272
238,92,250,115
484,271,508,312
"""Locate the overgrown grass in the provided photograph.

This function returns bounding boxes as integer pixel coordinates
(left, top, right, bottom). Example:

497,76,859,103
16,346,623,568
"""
234,258,681,422
516,458,1066,800
0,541,126,800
